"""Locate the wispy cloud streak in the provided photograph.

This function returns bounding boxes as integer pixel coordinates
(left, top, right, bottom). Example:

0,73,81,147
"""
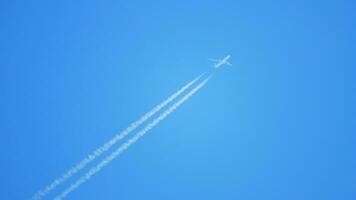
31,74,203,200
53,75,212,200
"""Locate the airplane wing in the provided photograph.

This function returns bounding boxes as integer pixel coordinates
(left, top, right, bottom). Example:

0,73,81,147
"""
226,62,232,66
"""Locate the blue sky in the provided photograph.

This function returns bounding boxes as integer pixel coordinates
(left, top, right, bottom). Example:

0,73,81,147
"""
0,0,355,199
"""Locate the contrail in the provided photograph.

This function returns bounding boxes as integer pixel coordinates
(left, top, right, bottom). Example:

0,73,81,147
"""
31,74,204,200
53,75,212,200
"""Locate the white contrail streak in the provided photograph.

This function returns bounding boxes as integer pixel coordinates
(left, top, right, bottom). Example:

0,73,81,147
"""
31,74,204,200
53,75,212,200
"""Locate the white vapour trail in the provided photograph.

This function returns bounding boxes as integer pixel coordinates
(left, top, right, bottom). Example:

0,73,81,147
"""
53,76,212,200
31,74,204,200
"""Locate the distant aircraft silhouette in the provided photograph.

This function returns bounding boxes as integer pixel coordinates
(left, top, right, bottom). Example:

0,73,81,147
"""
209,55,232,68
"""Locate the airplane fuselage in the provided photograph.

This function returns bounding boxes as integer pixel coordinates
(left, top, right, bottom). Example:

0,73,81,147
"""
214,55,231,68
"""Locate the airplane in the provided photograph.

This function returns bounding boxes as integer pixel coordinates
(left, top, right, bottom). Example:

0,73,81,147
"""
209,55,232,69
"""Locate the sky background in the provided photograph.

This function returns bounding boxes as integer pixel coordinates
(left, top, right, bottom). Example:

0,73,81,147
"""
0,0,355,199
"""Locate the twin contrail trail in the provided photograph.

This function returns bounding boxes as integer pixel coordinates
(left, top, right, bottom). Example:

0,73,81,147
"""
53,75,212,200
31,74,204,200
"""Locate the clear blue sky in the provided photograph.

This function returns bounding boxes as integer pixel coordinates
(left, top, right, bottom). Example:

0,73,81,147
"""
0,0,355,199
